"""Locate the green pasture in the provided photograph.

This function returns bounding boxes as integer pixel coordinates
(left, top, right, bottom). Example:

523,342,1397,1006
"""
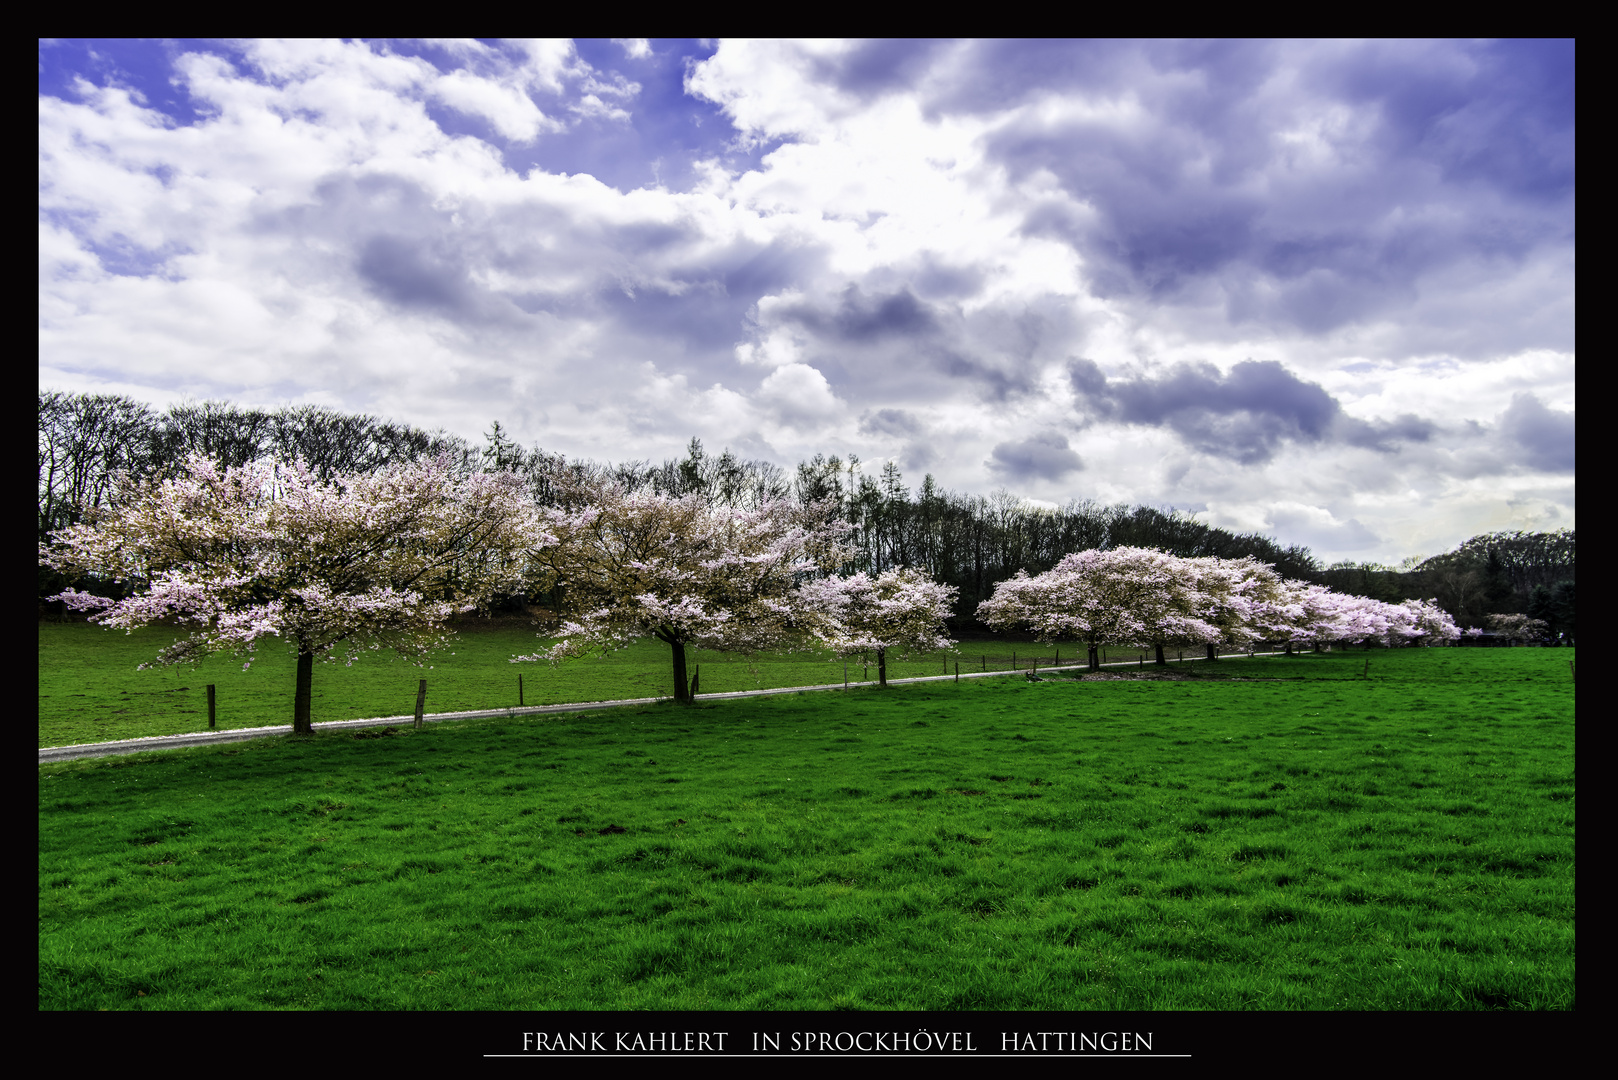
38,645,1573,1010
40,620,1236,749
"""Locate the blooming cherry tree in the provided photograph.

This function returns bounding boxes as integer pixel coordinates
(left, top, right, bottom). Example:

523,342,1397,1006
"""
1185,555,1292,659
975,548,1459,666
977,547,1223,668
1264,587,1458,651
1315,590,1389,649
40,453,539,733
517,475,850,701
1484,612,1548,645
796,566,958,687
1396,599,1462,645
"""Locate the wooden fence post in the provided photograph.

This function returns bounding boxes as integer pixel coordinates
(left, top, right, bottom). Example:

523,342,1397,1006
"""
207,684,216,730
518,674,524,707
414,679,427,730
955,662,959,683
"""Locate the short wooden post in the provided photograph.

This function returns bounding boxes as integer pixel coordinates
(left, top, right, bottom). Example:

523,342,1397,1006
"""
518,674,524,707
414,679,427,730
207,684,216,729
955,662,959,683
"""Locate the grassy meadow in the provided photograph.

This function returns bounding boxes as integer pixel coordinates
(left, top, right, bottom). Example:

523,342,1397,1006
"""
38,640,1574,1010
40,619,1207,748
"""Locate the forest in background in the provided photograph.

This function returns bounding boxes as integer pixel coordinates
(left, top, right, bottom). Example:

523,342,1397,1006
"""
38,390,1574,637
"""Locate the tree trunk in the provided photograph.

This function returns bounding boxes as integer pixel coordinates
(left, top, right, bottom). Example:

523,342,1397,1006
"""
1087,643,1099,671
668,636,690,702
1206,643,1218,661
877,647,888,688
1154,643,1166,666
293,649,315,734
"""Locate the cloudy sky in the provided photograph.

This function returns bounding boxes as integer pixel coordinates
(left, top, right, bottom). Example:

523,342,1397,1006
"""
39,38,1574,565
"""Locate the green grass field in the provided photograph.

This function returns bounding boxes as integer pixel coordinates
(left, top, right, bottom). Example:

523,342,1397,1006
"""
38,640,1574,1010
39,619,1222,748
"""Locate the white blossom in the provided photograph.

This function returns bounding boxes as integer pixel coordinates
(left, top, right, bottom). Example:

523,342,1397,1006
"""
40,452,542,732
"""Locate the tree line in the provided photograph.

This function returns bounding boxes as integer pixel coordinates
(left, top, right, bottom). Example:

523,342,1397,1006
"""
37,451,1462,734
1320,531,1575,641
38,390,1573,636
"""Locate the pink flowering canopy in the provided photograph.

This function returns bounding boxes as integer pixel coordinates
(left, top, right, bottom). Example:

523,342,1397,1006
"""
796,566,958,659
40,452,542,672
976,546,1460,651
515,475,852,672
976,547,1223,649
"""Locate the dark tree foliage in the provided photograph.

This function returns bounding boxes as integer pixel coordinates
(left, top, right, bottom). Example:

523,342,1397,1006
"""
1322,529,1575,631
1451,530,1577,595
1527,579,1575,641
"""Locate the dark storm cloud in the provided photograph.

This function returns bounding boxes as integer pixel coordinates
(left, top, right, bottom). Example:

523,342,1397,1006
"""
1068,358,1434,464
806,39,955,101
590,233,830,353
1312,38,1574,204
921,38,1163,114
263,173,500,325
357,235,476,313
769,282,1053,405
859,407,923,438
1498,393,1575,473
933,349,1039,402
258,170,831,354
987,431,1084,482
910,261,985,302
781,284,940,343
975,40,1573,337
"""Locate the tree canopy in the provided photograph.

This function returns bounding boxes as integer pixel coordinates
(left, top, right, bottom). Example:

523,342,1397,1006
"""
515,471,850,701
796,566,958,687
40,453,538,732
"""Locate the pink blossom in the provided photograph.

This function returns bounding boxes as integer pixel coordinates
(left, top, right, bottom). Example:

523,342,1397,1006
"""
40,452,542,731
796,566,957,686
